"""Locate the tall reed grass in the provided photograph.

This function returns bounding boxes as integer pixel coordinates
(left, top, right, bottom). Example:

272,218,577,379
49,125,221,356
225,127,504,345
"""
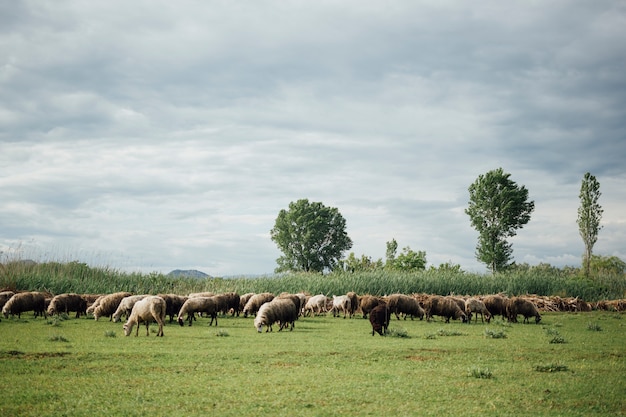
1,260,624,301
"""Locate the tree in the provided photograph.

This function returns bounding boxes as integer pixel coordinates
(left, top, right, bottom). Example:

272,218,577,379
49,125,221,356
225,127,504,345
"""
270,199,352,273
465,168,535,273
385,238,398,268
577,172,603,278
386,243,427,271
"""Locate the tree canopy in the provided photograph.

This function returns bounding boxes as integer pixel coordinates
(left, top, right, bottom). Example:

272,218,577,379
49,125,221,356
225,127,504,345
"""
270,199,352,273
465,168,535,273
577,172,603,278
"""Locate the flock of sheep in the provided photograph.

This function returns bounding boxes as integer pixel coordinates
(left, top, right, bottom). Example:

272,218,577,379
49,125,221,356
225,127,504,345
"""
0,289,620,337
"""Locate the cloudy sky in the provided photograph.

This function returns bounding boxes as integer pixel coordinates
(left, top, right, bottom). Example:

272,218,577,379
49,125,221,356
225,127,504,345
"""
1,1,625,276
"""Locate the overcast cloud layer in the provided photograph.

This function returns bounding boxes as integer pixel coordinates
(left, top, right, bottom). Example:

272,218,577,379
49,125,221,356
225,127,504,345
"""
1,1,625,275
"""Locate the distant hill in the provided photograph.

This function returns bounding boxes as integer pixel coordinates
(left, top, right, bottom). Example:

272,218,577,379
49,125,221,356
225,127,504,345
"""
166,269,211,279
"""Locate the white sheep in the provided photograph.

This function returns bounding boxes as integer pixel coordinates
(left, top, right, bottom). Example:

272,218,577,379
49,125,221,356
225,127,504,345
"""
329,295,352,319
112,295,149,323
303,294,327,316
123,296,166,337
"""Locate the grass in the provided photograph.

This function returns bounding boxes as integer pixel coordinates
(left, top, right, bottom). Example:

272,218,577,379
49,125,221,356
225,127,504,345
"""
0,312,624,416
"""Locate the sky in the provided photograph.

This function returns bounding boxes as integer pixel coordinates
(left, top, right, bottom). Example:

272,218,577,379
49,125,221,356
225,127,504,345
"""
1,1,625,276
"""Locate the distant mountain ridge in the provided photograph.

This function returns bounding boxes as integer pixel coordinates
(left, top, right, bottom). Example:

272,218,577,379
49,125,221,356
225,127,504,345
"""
166,269,210,279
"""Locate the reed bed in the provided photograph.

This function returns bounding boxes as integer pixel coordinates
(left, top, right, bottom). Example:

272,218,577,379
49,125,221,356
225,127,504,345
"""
1,260,624,301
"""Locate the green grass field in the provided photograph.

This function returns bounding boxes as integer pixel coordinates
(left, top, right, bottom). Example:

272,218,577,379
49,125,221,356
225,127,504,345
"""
1,311,624,416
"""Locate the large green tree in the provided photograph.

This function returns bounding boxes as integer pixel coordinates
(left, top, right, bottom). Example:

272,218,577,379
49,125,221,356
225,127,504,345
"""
465,168,535,273
577,172,603,278
270,199,352,273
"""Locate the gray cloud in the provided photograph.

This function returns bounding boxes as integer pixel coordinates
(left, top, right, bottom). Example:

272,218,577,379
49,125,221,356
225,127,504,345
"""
1,1,624,274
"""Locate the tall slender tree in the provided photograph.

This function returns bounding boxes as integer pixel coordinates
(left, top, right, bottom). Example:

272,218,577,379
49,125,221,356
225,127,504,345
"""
577,172,603,278
465,168,535,273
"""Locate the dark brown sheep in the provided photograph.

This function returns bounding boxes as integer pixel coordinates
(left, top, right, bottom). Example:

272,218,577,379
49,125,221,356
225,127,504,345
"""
0,291,16,312
359,295,385,319
47,293,88,318
157,294,188,323
369,303,390,336
507,297,541,324
386,293,425,321
2,291,47,319
277,293,303,317
425,296,468,323
346,291,359,318
482,294,509,321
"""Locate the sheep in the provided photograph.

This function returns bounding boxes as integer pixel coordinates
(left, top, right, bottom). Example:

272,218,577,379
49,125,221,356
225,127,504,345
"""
239,293,255,315
243,292,275,318
93,292,133,321
277,293,303,316
212,292,240,316
483,294,510,321
346,291,359,318
358,295,385,319
2,291,47,319
507,297,541,324
465,298,491,323
47,293,88,318
254,298,299,332
156,293,188,323
86,295,104,316
303,294,328,317
177,296,220,327
369,303,390,336
386,294,425,321
112,295,149,323
425,296,468,323
0,291,16,312
123,296,166,337
329,295,351,319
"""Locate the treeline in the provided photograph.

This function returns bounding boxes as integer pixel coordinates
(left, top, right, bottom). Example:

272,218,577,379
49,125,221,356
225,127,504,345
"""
1,260,625,302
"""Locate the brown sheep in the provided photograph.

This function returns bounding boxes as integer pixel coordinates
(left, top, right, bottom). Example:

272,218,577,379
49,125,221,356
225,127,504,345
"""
359,295,385,319
369,303,390,336
465,298,491,323
177,296,220,327
482,294,509,321
346,291,359,318
239,293,255,315
93,292,133,321
47,293,88,318
123,296,166,337
277,293,303,317
243,292,275,318
254,298,299,332
157,294,188,323
507,297,541,324
425,296,468,323
2,291,47,319
386,294,425,321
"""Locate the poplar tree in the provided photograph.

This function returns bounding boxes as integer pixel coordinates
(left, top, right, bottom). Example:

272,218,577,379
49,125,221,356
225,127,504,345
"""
577,172,603,278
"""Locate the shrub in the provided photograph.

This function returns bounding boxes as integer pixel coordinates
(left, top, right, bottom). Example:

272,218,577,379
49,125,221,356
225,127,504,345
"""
484,328,507,339
386,327,410,338
587,322,602,331
48,335,69,343
535,363,569,372
468,366,493,379
104,331,117,338
436,328,465,337
549,335,567,344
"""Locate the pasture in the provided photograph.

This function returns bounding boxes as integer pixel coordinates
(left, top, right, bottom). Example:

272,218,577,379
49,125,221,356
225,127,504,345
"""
0,311,624,416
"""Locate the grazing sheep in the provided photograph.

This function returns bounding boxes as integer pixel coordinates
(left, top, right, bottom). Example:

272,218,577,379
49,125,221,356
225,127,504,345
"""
330,295,352,319
425,296,468,323
303,294,328,317
86,295,104,316
482,294,509,321
465,298,491,323
358,295,385,319
507,297,542,324
157,294,188,323
346,291,359,318
221,292,241,316
243,292,275,318
93,292,133,321
386,294,425,321
177,296,220,327
47,293,88,318
369,303,390,336
2,291,47,319
112,295,149,323
277,293,303,316
123,296,166,337
0,291,16,312
188,292,215,298
239,293,255,315
254,298,299,332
